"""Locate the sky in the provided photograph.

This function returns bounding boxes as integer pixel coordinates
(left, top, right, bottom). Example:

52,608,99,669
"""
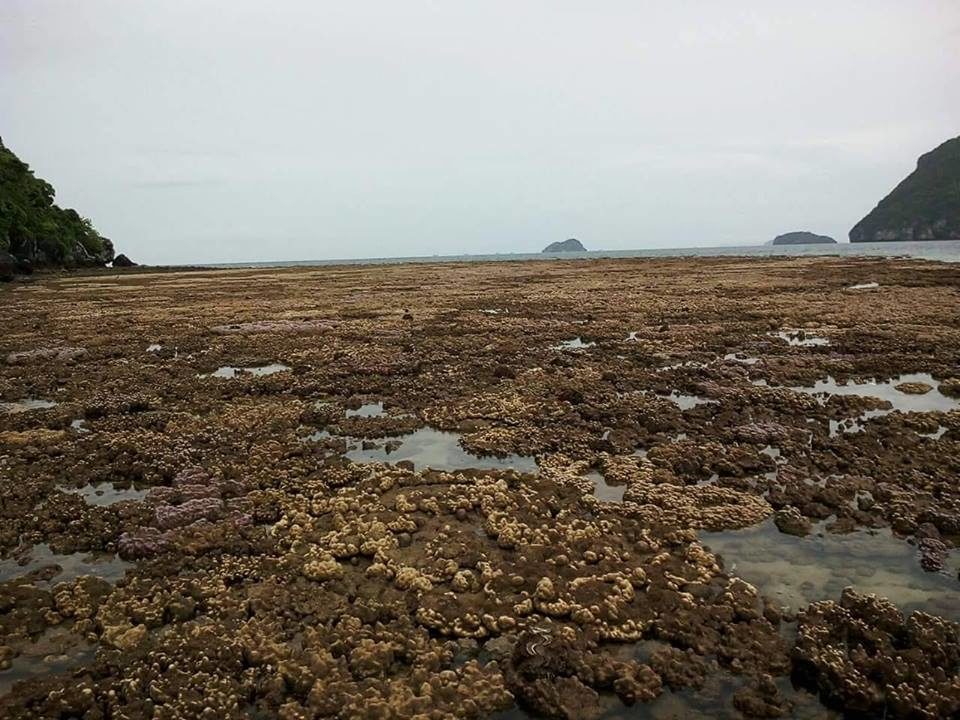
1,1,959,264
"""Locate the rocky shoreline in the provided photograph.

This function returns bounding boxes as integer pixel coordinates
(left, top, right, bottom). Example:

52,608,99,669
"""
1,256,958,718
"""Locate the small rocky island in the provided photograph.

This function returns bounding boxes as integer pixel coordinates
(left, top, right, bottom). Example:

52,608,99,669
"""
542,238,587,253
850,135,960,242
768,231,837,246
0,137,129,280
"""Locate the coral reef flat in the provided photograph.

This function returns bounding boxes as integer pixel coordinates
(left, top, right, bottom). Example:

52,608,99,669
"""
1,255,959,719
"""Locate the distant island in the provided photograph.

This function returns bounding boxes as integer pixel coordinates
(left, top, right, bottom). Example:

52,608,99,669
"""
0,137,127,280
768,231,837,246
543,238,586,253
850,135,960,242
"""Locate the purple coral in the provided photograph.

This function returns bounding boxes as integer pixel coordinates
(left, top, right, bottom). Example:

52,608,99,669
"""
155,497,224,530
118,528,171,560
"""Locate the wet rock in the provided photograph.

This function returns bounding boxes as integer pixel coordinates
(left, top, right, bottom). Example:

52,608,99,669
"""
793,588,960,718
918,537,949,572
773,507,811,537
895,381,933,394
733,674,791,718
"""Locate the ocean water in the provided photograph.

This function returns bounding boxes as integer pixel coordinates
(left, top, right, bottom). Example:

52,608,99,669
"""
205,239,960,268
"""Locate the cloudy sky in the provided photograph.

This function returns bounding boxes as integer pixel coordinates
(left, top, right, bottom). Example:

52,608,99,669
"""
2,1,958,264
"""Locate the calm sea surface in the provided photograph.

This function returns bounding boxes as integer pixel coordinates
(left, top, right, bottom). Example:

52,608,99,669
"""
206,239,960,268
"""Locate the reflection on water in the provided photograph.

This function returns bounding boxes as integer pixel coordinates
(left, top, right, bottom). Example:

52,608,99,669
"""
491,671,835,719
847,281,879,290
701,518,960,619
723,353,759,365
554,337,596,350
203,363,290,378
793,373,960,415
663,392,716,411
146,343,162,352
0,399,57,414
920,425,948,440
587,471,626,503
0,627,95,697
346,402,385,417
0,544,131,586
65,483,149,506
346,427,537,472
772,330,830,347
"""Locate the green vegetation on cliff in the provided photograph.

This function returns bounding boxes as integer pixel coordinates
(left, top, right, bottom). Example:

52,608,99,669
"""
850,135,960,242
0,137,114,268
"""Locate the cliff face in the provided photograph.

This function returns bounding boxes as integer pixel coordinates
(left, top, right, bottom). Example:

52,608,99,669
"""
850,136,960,243
543,238,586,253
0,137,115,274
770,231,836,245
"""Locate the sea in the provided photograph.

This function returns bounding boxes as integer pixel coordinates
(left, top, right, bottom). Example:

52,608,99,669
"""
205,239,960,269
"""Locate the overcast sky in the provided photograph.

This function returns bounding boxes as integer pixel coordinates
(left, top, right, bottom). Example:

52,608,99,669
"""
2,1,958,264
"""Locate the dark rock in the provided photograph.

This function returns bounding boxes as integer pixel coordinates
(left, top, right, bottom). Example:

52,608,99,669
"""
542,238,587,253
0,250,14,282
769,231,836,246
494,365,516,379
112,253,137,267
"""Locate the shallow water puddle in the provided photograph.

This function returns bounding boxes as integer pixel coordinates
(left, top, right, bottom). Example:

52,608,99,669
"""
346,427,538,472
491,669,833,719
70,418,89,433
0,544,131,586
65,483,149,506
0,399,57,414
554,337,595,350
828,409,890,437
202,363,290,379
772,330,830,347
847,281,879,290
663,392,716,410
586,470,626,502
701,518,960,620
723,352,759,365
0,627,95,697
920,425,948,440
794,373,960,415
345,401,385,417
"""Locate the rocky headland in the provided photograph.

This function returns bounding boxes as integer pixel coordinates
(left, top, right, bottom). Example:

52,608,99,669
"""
0,138,128,280
850,135,960,242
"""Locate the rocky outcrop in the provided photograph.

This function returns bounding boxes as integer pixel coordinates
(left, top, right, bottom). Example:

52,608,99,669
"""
768,231,836,245
793,588,960,718
543,238,587,253
0,136,119,278
850,135,960,242
112,254,137,268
